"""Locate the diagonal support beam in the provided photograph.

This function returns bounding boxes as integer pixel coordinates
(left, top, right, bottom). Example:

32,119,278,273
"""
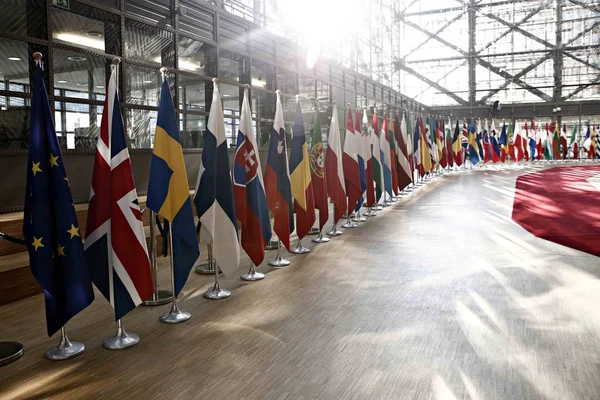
563,74,600,101
564,51,600,72
479,11,554,49
567,0,600,13
394,60,469,106
403,10,468,60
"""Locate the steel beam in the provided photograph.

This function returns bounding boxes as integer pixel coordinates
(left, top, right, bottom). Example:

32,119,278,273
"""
394,60,469,106
567,0,600,13
563,75,600,101
468,0,476,105
554,0,564,102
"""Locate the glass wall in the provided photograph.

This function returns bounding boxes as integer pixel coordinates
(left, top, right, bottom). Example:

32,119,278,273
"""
0,0,420,152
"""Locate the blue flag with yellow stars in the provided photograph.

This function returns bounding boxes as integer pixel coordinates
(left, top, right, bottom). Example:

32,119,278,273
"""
23,60,94,337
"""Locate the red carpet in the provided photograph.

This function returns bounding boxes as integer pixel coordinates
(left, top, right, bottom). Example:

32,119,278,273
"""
512,165,600,257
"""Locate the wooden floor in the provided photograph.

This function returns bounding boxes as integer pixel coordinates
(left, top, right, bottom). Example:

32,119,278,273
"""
1,163,600,400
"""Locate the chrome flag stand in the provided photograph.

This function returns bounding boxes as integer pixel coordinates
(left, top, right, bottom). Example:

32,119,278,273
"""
327,223,343,236
102,319,139,350
159,229,191,323
363,206,377,217
195,242,217,275
341,215,357,228
0,341,23,366
44,326,85,360
311,230,330,243
142,211,173,306
353,208,367,222
240,261,265,281
290,240,310,254
268,241,290,267
204,258,231,299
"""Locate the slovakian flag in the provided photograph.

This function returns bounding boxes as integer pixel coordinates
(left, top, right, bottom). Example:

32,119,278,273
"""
343,105,361,213
265,91,294,250
147,75,199,297
85,61,153,321
364,109,376,207
24,57,94,336
371,110,384,202
325,104,346,224
195,79,240,276
289,97,316,240
310,106,328,231
396,113,412,190
233,86,272,266
355,108,367,211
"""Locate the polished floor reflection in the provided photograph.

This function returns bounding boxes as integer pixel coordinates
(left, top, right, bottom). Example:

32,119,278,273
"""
1,163,599,400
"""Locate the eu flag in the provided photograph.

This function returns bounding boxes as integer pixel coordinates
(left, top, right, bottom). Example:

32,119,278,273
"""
147,77,199,297
23,61,94,336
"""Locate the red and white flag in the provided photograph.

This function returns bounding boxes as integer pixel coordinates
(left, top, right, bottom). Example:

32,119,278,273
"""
343,105,361,214
84,63,153,320
325,104,346,224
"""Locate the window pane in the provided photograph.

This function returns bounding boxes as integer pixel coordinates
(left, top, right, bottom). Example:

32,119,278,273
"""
278,69,298,96
0,96,29,149
181,113,205,149
251,59,275,90
125,19,174,67
126,108,157,148
51,6,120,54
53,48,106,100
220,83,240,117
178,75,206,112
219,50,246,83
126,0,172,26
0,0,47,38
0,38,30,91
125,64,174,107
178,36,214,75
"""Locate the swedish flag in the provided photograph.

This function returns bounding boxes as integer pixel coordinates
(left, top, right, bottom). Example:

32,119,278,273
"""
147,77,199,296
24,59,94,336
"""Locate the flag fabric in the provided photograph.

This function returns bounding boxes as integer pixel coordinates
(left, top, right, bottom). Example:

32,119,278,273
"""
310,107,328,230
426,119,436,171
355,109,367,211
371,111,384,201
552,122,561,160
420,116,432,173
380,113,393,196
24,59,94,336
569,123,578,159
499,123,508,162
467,119,481,165
364,109,376,207
84,63,153,321
233,87,272,266
526,121,537,161
595,125,600,159
445,118,454,168
438,119,447,168
265,91,294,250
325,105,347,224
396,113,412,190
388,113,400,195
544,123,553,160
289,99,316,240
194,81,240,276
513,121,525,162
413,115,422,175
483,127,492,164
583,123,593,158
490,120,502,163
534,121,543,160
560,124,568,160
452,119,463,167
523,122,530,161
146,77,199,297
342,106,361,214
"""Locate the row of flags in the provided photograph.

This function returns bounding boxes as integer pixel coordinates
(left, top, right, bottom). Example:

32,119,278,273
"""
22,55,600,336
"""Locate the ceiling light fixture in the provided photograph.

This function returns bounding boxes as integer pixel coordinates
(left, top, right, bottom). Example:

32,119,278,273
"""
68,56,87,62
57,80,68,83
143,80,152,83
8,57,21,61
86,31,102,37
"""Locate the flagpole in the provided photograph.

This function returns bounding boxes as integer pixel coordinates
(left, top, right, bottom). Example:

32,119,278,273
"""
195,242,217,275
102,318,139,350
268,240,291,266
203,243,231,299
142,210,173,305
159,225,191,323
44,326,86,360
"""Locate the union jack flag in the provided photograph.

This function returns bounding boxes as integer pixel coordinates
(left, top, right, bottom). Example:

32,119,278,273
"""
84,64,154,320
